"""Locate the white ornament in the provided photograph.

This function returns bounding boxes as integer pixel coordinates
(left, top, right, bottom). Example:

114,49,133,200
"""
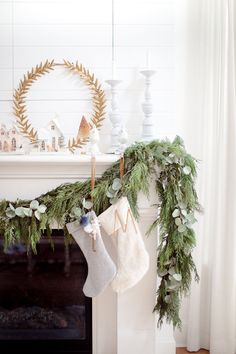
140,70,156,142
88,126,100,157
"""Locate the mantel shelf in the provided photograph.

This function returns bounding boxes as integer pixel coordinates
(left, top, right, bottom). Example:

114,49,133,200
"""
0,154,119,166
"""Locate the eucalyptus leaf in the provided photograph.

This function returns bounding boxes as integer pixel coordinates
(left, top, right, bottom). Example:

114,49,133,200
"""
154,146,165,158
37,204,47,214
179,157,185,166
164,295,171,303
9,203,15,211
109,185,115,192
167,283,180,291
30,200,39,210
106,190,115,198
186,212,193,220
174,156,179,164
186,221,195,229
83,200,93,210
173,273,182,282
38,204,47,213
23,208,33,217
112,178,122,191
184,246,191,256
183,166,191,175
186,213,196,224
15,207,26,218
178,201,187,209
6,208,15,218
169,277,180,286
168,267,176,275
175,218,182,226
178,224,186,233
72,207,82,218
165,156,173,164
172,209,180,218
158,269,168,277
34,210,41,220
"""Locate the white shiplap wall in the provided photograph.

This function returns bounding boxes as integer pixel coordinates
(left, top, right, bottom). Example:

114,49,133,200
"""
0,0,176,152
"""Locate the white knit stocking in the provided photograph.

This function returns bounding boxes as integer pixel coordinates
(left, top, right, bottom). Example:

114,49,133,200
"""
66,213,116,298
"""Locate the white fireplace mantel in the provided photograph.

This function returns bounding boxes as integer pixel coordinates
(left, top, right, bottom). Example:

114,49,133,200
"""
0,154,176,354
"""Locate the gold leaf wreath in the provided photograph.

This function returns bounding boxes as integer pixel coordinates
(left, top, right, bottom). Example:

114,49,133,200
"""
13,59,106,153
63,60,106,152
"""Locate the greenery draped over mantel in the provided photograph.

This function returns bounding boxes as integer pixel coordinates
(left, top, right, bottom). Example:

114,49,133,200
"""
0,136,200,328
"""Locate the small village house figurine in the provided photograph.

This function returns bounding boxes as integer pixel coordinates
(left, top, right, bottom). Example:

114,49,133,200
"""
46,116,65,152
32,115,66,153
36,128,50,152
0,123,24,153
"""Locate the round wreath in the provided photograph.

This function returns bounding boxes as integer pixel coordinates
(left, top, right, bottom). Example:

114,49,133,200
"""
13,60,106,153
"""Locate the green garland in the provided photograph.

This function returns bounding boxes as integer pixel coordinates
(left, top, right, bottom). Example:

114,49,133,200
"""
0,136,200,328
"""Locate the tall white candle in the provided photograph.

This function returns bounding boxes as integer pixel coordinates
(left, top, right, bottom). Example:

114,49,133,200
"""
146,50,151,69
112,60,116,79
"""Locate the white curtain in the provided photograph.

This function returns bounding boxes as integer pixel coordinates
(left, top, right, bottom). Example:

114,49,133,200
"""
176,1,236,354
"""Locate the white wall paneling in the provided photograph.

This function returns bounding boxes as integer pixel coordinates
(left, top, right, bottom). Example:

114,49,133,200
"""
0,2,12,24
115,25,175,47
0,46,12,69
0,0,177,141
0,25,12,45
13,1,112,25
13,47,113,68
14,25,111,46
116,45,175,69
13,46,175,69
115,2,174,24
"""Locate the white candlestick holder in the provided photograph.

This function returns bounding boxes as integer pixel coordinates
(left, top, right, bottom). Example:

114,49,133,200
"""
106,79,123,154
140,70,156,142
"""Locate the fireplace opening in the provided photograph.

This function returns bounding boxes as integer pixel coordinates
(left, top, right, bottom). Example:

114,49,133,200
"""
0,230,92,354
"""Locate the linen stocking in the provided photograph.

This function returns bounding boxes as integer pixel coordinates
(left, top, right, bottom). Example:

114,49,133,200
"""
98,197,149,293
66,215,116,298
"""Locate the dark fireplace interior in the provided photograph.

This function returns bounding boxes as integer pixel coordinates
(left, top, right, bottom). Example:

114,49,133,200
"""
0,230,92,354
